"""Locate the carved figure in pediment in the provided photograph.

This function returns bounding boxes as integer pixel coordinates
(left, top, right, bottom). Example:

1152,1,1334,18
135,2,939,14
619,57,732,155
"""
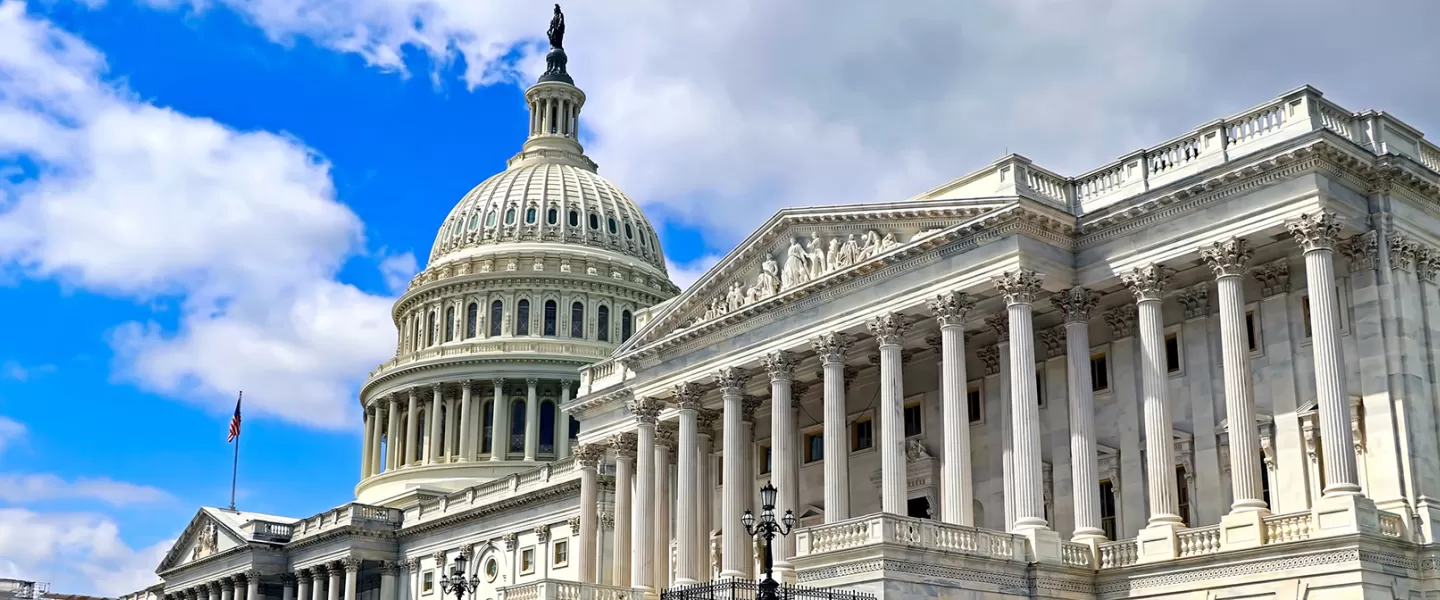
881,232,898,251
781,238,811,290
725,281,745,312
836,234,859,268
858,230,882,260
805,234,827,279
825,238,841,269
192,521,218,560
754,254,780,299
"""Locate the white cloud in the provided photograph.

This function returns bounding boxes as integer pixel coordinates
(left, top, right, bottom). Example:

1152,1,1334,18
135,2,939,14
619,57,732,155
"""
0,474,173,507
0,416,25,456
378,251,418,294
0,1,399,429
0,508,167,596
134,0,1440,250
665,254,722,291
0,360,54,381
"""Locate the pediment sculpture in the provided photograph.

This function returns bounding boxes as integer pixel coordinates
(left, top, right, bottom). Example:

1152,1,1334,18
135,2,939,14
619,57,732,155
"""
191,521,219,561
685,229,903,330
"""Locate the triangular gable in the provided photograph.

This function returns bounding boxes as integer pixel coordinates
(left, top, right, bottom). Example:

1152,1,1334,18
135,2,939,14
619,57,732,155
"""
617,197,1023,353
156,508,276,574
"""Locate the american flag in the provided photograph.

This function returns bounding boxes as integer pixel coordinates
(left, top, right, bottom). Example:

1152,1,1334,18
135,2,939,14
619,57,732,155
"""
227,395,243,443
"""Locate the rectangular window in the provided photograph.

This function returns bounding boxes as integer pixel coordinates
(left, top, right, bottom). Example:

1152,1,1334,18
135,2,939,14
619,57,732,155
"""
1099,480,1117,541
759,445,772,475
553,539,569,567
851,417,873,452
1260,453,1271,509
716,457,723,486
422,572,434,594
1175,466,1190,527
804,432,824,463
1165,332,1181,373
1302,296,1313,339
967,386,983,424
1036,368,1046,406
521,547,536,574
1245,310,1258,352
1091,352,1110,392
903,401,923,438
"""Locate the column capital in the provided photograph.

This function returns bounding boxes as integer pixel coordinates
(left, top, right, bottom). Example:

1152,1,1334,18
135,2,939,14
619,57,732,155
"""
243,569,262,582
740,395,762,423
566,516,581,534
308,565,327,578
429,382,443,393
696,408,721,432
526,377,539,388
1251,259,1292,297
1104,305,1137,339
1285,210,1344,252
341,557,361,572
1339,231,1379,273
977,344,1000,376
609,431,638,458
220,579,234,591
673,382,703,411
502,532,519,551
927,291,976,327
295,568,310,579
1199,237,1253,278
629,396,665,425
1050,287,1099,324
574,443,605,468
1418,247,1440,283
712,366,749,393
1176,283,1210,320
404,558,420,573
458,543,474,559
810,332,852,365
1038,327,1067,359
1121,264,1172,302
378,561,399,576
993,269,1045,305
761,350,797,381
491,378,506,389
984,313,1009,343
924,332,942,355
1388,232,1418,271
533,525,550,544
655,421,678,447
867,312,911,346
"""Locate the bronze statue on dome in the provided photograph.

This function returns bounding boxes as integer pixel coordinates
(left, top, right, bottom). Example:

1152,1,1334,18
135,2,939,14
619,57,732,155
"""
547,4,565,50
540,4,572,84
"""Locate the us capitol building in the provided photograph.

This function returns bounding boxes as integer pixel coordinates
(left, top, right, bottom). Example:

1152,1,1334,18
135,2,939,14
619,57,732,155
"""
126,10,1440,600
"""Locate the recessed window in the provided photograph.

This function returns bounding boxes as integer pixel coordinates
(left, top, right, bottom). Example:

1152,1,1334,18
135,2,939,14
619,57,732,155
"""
517,299,531,336
1302,296,1313,338
451,221,461,237
422,571,435,594
597,306,610,342
526,207,537,223
543,300,557,337
716,456,723,486
851,417,873,451
505,208,516,225
903,401,923,438
967,385,983,424
490,300,503,337
568,209,580,228
607,217,617,235
1245,310,1259,352
547,207,559,225
1260,453,1271,509
1176,465,1191,526
759,444,772,475
426,311,436,346
486,211,497,226
1036,368,1045,407
589,213,600,230
444,306,455,342
1090,352,1110,392
465,302,478,338
1165,332,1182,373
624,222,634,239
570,302,585,338
520,547,536,574
621,310,634,342
1099,480,1117,541
468,213,479,230
553,539,569,567
804,432,823,463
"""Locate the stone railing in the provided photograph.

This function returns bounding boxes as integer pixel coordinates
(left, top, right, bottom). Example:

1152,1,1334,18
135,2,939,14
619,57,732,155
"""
1060,541,1093,568
795,514,1026,562
1097,540,1137,569
404,456,579,525
497,580,637,600
289,503,402,541
1378,511,1406,539
245,520,294,543
1264,512,1312,544
370,340,614,378
1177,525,1221,558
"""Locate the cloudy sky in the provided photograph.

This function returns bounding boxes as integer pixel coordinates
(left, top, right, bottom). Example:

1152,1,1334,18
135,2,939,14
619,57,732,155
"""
1,0,1438,593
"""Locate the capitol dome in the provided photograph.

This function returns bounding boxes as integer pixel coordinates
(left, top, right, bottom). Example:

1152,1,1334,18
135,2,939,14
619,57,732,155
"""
353,36,678,506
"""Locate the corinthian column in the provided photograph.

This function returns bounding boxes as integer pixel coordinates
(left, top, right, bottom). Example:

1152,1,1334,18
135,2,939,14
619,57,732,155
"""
868,313,911,515
361,408,375,479
811,333,852,522
673,384,702,585
386,395,401,471
427,385,443,464
490,379,508,460
1286,212,1362,496
341,558,360,600
458,380,474,461
654,422,676,592
1200,238,1269,513
1122,264,1184,528
927,291,975,525
525,378,540,461
1053,287,1104,541
575,443,604,583
695,409,718,580
761,350,798,579
994,270,1048,532
629,397,662,597
610,432,636,587
405,389,419,466
715,367,750,579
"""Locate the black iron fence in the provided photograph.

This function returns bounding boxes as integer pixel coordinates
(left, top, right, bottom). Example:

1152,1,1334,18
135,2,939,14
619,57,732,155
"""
660,580,875,600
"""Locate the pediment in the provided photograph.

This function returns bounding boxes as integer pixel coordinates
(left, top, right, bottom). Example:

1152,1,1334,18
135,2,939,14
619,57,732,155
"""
618,198,1031,353
156,509,250,574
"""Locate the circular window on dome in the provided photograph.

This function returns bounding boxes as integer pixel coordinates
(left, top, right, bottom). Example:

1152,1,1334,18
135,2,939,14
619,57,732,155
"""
486,211,497,226
484,558,498,582
526,208,537,224
607,218,617,235
589,213,599,230
505,209,516,225
547,208,559,225
569,210,579,228
468,214,479,230
624,223,634,239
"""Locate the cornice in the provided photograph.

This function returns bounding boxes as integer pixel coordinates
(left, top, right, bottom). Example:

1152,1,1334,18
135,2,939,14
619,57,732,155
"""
399,479,582,537
282,526,398,554
394,273,674,322
361,354,596,400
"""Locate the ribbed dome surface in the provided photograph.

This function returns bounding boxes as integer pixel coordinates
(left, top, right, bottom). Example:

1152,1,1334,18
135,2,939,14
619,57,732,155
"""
428,162,666,271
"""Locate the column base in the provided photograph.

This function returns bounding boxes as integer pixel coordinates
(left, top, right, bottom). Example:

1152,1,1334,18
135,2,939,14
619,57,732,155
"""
1414,497,1440,544
1310,493,1378,538
1218,509,1270,551
1021,528,1063,565
1135,522,1183,564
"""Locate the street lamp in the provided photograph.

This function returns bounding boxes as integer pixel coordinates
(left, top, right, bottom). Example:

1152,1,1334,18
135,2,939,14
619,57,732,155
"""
439,555,480,600
742,481,796,600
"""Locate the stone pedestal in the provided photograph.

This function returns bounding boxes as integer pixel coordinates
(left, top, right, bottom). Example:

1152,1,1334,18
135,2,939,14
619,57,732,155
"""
1218,510,1268,550
1135,523,1181,564
1311,494,1379,537
1022,528,1063,565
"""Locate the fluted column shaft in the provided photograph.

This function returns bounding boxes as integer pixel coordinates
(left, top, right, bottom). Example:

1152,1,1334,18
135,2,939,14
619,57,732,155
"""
490,380,508,461
613,443,634,587
327,567,340,600
343,565,357,600
221,582,233,600
653,435,672,592
558,382,573,458
361,410,375,479
870,314,910,515
695,427,714,580
369,410,383,476
378,569,394,600
929,292,975,526
718,370,748,579
814,333,852,522
296,574,310,600
632,421,656,595
1126,266,1183,526
576,445,602,583
525,379,540,461
675,400,699,585
763,351,797,577
311,570,324,600
1056,288,1104,540
386,398,400,471
1008,302,1046,531
247,576,259,600
1203,239,1269,512
404,391,419,466
427,386,443,464
458,382,474,461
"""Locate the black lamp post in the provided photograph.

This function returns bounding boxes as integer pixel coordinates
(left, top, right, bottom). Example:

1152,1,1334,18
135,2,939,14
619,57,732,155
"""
439,555,480,600
742,480,796,600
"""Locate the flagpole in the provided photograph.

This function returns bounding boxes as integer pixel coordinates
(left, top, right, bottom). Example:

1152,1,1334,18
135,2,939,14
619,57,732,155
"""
230,391,242,511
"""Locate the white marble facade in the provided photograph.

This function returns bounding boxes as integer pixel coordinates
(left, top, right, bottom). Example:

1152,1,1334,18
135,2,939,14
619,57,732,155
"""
135,58,1440,600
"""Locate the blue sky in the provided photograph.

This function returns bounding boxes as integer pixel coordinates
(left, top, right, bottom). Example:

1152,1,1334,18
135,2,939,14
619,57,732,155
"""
3,0,1440,594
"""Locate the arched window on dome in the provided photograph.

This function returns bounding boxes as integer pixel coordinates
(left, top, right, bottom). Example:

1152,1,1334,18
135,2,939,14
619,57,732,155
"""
516,299,531,335
490,300,504,337
426,311,436,346
589,212,599,230
568,210,579,228
444,306,455,342
481,400,494,454
607,217,617,235
468,213,479,231
547,208,558,226
486,211,497,227
505,208,517,225
539,400,556,455
466,302,478,338
526,207,537,224
510,399,526,453
625,222,634,239
570,302,584,338
597,305,610,342
621,310,634,343
543,300,557,337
